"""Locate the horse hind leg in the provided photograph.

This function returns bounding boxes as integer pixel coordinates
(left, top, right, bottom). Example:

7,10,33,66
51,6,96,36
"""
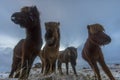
70,62,77,76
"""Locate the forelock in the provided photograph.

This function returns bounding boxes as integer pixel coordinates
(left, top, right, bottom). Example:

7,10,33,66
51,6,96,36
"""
89,24,105,34
21,6,31,12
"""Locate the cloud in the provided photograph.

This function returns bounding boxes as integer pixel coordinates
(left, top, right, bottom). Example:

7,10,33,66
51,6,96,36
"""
0,47,13,72
0,34,18,48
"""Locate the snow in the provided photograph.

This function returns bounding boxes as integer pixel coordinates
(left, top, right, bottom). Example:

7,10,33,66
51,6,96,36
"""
0,64,120,80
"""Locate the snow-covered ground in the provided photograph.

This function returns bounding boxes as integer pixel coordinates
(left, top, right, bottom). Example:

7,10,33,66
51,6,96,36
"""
0,64,120,80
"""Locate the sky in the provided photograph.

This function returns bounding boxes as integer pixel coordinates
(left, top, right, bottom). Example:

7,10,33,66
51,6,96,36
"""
0,0,120,72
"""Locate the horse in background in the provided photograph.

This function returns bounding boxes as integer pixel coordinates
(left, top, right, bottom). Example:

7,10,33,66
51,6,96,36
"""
82,24,115,80
40,22,60,75
9,6,42,79
57,47,78,76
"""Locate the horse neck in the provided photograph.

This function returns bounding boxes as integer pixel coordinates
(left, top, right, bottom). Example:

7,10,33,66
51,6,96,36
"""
87,38,99,48
26,24,41,42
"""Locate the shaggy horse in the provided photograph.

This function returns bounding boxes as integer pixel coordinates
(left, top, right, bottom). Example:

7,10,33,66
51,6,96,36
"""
57,47,78,76
9,6,42,79
82,24,115,80
40,22,60,75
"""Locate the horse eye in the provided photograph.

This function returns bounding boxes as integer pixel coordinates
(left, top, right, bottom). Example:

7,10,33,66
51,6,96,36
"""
29,16,33,21
29,12,33,16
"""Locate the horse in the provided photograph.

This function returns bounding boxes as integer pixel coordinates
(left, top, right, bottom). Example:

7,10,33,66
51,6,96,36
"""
82,23,115,80
9,6,42,79
40,22,60,75
57,47,78,76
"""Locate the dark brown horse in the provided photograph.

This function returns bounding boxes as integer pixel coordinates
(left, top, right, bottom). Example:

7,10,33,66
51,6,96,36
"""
9,6,42,79
82,24,115,80
57,47,78,76
40,22,60,75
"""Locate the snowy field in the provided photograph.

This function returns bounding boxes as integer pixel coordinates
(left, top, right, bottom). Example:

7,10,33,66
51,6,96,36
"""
0,64,120,80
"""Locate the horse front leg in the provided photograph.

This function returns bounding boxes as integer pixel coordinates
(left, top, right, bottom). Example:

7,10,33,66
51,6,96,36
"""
9,62,16,78
58,60,63,75
98,53,115,80
9,58,21,78
9,68,15,78
66,62,69,75
48,60,53,74
19,56,36,79
41,59,44,73
44,59,50,75
88,60,101,80
52,60,57,73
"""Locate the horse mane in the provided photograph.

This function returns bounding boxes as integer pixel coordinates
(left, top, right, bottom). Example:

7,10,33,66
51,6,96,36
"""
88,23,105,34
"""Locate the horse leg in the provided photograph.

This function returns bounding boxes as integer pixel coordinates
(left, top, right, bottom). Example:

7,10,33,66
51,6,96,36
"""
41,58,44,73
98,54,115,80
43,59,47,75
14,63,21,78
19,58,28,79
58,60,63,75
70,62,77,76
88,60,101,80
44,59,50,75
9,62,16,78
9,58,21,78
19,56,36,79
49,60,53,74
9,67,15,78
66,62,69,75
52,60,56,73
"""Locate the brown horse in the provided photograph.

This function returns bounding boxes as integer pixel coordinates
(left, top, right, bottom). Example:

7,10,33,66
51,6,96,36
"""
9,6,42,79
82,24,115,80
40,22,60,75
57,47,78,76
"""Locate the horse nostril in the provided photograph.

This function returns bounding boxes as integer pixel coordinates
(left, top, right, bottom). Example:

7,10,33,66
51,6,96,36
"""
11,16,16,21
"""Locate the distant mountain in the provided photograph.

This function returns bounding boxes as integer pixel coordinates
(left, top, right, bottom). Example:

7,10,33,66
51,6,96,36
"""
76,45,88,69
0,47,13,72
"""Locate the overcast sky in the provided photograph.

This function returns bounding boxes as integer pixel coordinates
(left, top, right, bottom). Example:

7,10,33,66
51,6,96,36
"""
0,0,120,72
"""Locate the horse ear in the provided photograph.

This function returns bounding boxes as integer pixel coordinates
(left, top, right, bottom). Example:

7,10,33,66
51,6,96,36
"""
87,25,90,30
45,22,47,27
45,22,48,29
33,6,37,10
57,22,60,26
31,6,37,12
